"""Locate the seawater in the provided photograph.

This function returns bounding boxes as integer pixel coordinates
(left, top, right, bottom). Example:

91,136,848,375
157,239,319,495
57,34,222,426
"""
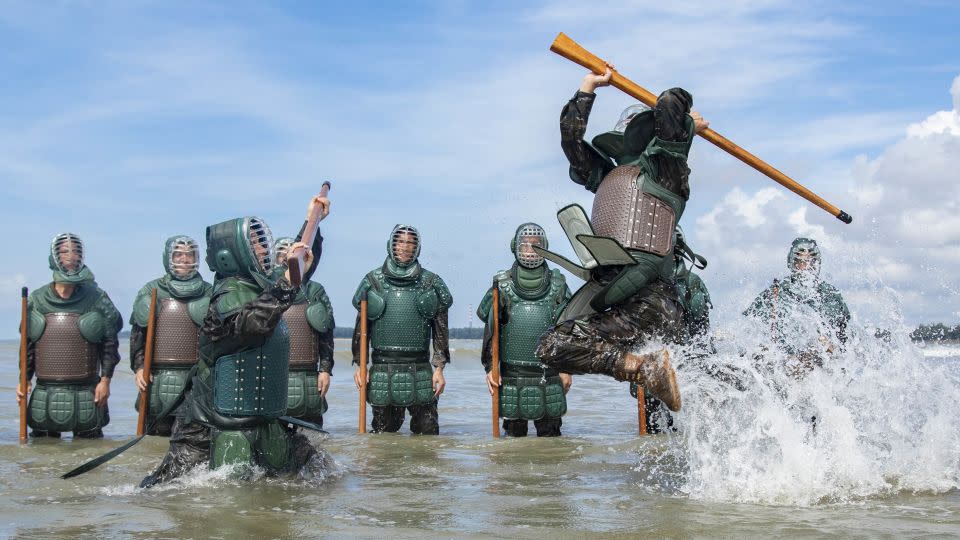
0,330,958,537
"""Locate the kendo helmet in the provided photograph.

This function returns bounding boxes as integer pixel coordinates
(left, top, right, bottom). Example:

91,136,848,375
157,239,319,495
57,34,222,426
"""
49,232,85,276
788,237,821,275
614,103,651,133
164,235,200,280
205,217,275,282
510,222,548,269
274,237,295,268
388,224,421,268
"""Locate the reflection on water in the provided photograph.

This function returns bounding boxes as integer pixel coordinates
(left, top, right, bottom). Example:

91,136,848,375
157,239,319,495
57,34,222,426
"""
1,338,959,537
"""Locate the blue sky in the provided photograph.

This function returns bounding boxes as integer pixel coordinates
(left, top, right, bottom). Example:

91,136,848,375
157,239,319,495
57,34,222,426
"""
2,1,959,338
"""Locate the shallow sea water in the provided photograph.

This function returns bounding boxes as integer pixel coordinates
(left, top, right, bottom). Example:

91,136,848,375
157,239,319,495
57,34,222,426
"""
1,336,958,538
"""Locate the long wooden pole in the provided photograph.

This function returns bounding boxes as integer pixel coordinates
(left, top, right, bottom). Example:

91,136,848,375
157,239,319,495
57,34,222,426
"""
136,288,158,437
549,32,853,225
490,279,501,439
19,287,28,443
637,387,647,436
358,292,368,434
288,182,332,287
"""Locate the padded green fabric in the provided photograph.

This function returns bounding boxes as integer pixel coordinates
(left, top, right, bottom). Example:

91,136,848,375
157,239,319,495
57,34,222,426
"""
499,375,566,420
213,320,290,418
134,368,190,416
27,382,106,433
285,371,328,419
367,362,435,407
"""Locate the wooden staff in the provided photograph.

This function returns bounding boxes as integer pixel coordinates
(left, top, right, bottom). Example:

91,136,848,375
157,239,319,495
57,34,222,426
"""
637,386,647,436
288,182,332,287
550,32,853,225
19,287,28,443
490,279,501,439
136,288,158,437
358,291,368,434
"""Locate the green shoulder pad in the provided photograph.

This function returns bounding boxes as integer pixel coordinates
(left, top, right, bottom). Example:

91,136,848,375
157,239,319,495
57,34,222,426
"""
78,310,106,343
306,284,334,333
214,277,262,317
430,272,453,310
188,296,211,326
27,304,46,342
131,282,159,327
476,287,494,323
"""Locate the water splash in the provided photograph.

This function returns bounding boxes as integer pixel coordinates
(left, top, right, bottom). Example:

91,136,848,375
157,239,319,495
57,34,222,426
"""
645,302,960,506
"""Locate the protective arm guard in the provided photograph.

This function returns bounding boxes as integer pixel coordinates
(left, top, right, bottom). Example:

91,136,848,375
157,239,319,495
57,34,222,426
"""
310,284,336,374
97,291,123,379
431,309,451,368
351,312,364,366
129,323,146,372
560,90,615,191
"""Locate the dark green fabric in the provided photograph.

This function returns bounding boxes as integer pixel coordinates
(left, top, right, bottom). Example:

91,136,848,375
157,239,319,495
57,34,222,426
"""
28,381,107,433
354,268,452,354
499,375,566,420
212,319,290,418
285,371,328,419
134,368,191,416
367,362,435,407
497,270,568,376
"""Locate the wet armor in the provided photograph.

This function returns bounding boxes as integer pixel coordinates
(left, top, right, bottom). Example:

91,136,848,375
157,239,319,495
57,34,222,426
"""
478,223,572,436
534,88,697,412
141,217,323,487
130,236,213,436
352,225,453,434
273,237,335,428
24,233,121,437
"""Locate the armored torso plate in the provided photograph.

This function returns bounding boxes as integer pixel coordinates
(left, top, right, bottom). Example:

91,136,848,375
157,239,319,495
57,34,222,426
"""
499,278,563,377
284,302,320,371
591,165,675,256
35,313,98,382
152,298,200,367
370,280,431,356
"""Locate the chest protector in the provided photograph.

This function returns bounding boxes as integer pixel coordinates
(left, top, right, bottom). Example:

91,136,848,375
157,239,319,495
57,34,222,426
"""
212,319,291,418
498,273,566,377
592,165,679,257
152,298,201,367
35,313,99,382
284,303,320,371
368,271,435,357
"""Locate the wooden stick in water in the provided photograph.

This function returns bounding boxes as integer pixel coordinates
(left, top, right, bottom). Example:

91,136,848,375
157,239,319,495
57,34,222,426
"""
19,287,28,443
136,288,158,437
359,291,368,434
490,280,502,438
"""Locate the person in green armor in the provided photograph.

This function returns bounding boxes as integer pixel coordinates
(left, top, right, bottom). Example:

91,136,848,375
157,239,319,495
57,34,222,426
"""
352,225,453,435
631,227,713,432
16,233,122,439
140,194,329,487
744,237,850,373
273,237,335,428
535,68,710,412
129,236,213,436
477,223,572,437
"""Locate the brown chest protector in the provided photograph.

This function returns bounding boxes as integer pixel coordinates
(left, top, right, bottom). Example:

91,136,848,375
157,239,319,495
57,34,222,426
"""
152,298,200,367
35,313,98,382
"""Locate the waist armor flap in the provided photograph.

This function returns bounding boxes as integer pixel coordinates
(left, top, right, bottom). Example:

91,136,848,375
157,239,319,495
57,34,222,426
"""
35,313,98,382
212,319,290,418
370,283,431,355
152,298,201,367
591,165,679,256
499,280,562,377
284,303,320,370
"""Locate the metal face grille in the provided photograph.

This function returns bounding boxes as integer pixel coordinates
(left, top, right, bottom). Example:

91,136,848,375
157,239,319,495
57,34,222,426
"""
168,236,200,279
515,224,547,268
51,233,85,274
245,217,275,274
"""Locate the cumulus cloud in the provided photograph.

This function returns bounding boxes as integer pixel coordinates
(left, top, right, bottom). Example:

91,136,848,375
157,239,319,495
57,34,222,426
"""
693,75,960,326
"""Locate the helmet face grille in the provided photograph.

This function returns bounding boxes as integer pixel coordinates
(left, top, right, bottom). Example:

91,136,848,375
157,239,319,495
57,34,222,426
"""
246,217,275,274
52,233,84,274
274,238,295,268
168,237,199,279
614,103,650,132
390,226,420,266
515,224,547,268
